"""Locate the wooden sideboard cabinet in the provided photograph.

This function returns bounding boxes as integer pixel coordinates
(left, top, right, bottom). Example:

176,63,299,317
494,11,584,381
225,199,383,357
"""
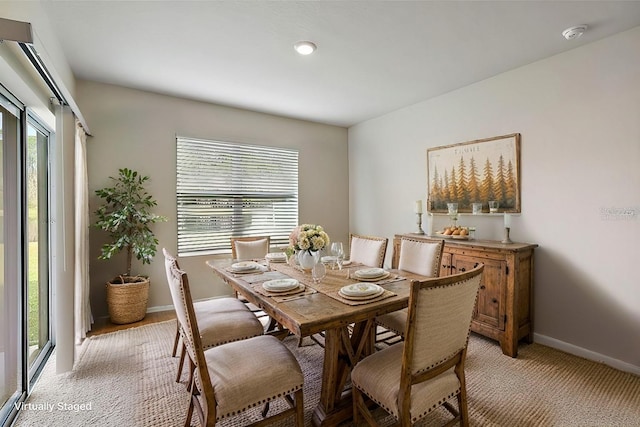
392,234,538,357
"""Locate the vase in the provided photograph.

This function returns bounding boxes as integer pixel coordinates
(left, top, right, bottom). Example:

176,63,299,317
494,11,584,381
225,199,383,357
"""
298,250,320,272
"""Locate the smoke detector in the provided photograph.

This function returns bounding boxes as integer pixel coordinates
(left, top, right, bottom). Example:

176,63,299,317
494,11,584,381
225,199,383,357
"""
562,25,587,40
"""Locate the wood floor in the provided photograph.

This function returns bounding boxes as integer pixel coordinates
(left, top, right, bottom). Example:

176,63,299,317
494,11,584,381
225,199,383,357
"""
88,310,176,336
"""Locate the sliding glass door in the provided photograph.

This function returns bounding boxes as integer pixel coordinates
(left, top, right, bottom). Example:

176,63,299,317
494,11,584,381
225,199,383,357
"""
26,120,51,372
0,96,22,425
0,93,52,426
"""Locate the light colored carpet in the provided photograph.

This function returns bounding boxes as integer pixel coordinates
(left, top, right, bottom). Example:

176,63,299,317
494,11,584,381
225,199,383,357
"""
14,320,640,426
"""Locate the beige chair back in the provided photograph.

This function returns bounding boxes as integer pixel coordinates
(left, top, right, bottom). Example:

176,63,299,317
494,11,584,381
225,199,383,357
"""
162,249,215,388
231,236,270,260
349,233,388,268
404,265,483,376
397,237,444,277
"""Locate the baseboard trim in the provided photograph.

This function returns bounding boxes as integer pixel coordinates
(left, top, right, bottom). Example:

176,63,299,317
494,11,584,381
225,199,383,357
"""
146,304,174,313
534,333,640,376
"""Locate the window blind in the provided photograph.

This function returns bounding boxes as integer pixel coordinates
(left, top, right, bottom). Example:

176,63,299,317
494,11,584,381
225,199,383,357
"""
176,137,299,256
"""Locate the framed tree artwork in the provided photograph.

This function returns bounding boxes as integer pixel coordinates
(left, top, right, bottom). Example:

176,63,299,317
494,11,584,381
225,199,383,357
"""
427,133,521,213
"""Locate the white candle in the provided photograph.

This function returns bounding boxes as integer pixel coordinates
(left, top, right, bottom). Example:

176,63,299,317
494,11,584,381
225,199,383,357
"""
414,200,423,214
504,213,511,228
427,213,434,236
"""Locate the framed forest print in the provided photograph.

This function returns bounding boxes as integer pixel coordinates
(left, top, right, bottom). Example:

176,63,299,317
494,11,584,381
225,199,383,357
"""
427,133,521,213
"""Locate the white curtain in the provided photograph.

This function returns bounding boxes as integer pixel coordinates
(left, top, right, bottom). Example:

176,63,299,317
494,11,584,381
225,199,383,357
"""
74,119,92,344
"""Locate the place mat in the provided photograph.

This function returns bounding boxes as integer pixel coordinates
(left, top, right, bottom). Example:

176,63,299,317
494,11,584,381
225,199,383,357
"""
326,288,396,306
252,282,308,298
368,275,406,286
272,287,318,303
225,264,268,275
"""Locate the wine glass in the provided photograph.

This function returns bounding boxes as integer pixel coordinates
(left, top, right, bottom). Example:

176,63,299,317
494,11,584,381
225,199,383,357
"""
312,261,326,284
331,242,344,270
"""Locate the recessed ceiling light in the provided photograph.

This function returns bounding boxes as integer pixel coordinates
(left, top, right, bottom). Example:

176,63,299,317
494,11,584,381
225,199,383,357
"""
562,25,587,40
294,41,317,55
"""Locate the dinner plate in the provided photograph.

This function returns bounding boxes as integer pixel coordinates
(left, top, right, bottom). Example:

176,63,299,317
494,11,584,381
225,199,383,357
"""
354,268,385,278
340,283,382,297
321,256,337,264
266,252,287,262
338,286,385,300
354,271,391,282
263,278,300,293
342,260,352,266
231,261,261,271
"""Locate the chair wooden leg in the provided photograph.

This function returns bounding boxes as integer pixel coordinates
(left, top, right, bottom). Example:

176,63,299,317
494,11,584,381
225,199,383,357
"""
294,389,304,427
353,387,380,427
352,386,361,426
176,344,186,383
261,402,270,418
458,388,469,427
186,358,195,392
172,321,181,357
184,396,194,427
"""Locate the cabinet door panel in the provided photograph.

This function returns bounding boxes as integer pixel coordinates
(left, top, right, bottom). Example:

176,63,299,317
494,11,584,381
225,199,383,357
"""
453,255,505,330
439,252,452,277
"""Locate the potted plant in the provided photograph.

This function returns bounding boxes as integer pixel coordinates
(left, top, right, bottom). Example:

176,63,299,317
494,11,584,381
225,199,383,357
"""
94,168,167,324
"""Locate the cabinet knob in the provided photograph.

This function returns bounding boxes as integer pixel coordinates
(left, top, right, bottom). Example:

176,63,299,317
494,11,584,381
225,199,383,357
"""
492,298,498,304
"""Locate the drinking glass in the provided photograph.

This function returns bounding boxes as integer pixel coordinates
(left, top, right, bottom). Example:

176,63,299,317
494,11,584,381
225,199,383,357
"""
331,242,344,270
312,262,326,284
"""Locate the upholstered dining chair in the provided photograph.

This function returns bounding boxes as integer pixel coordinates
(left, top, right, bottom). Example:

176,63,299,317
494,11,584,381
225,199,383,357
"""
349,233,389,268
375,237,445,338
230,236,270,261
165,250,305,427
352,264,484,427
228,236,279,330
163,249,264,387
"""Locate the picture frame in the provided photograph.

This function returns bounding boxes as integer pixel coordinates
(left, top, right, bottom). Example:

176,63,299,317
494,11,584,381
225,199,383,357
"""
427,133,521,213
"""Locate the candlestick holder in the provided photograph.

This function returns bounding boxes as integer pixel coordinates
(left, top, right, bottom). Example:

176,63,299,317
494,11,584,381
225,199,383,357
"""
413,212,425,234
502,227,513,244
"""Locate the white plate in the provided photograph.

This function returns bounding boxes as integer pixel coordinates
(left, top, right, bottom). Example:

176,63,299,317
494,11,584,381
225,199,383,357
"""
355,271,391,282
231,261,261,271
354,268,385,278
340,283,382,297
321,256,337,263
339,286,385,300
263,278,300,293
266,252,287,262
342,260,352,266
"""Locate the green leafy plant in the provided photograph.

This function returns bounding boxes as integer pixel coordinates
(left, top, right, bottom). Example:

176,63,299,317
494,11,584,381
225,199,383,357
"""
94,168,167,278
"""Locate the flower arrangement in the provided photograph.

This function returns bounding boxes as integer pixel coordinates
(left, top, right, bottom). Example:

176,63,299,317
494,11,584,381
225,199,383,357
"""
289,224,330,253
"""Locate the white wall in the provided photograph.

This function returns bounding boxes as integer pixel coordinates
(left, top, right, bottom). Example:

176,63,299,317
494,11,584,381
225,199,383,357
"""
76,80,349,318
349,27,640,373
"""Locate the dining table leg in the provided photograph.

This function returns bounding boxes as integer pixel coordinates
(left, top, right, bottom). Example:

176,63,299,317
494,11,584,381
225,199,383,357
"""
311,320,375,427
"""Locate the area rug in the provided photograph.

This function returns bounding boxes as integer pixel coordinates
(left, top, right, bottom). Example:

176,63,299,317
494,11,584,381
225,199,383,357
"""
14,320,640,426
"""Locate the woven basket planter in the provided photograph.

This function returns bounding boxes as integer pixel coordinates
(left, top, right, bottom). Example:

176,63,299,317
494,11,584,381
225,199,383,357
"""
106,276,150,325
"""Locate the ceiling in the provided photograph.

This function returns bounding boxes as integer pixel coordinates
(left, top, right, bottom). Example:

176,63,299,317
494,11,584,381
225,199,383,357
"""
39,1,640,127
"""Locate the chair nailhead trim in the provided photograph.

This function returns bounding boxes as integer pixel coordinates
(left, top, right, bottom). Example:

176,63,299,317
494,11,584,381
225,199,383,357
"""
216,384,303,420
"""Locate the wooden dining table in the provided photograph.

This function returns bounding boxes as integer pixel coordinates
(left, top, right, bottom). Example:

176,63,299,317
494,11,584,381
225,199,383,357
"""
207,257,424,427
